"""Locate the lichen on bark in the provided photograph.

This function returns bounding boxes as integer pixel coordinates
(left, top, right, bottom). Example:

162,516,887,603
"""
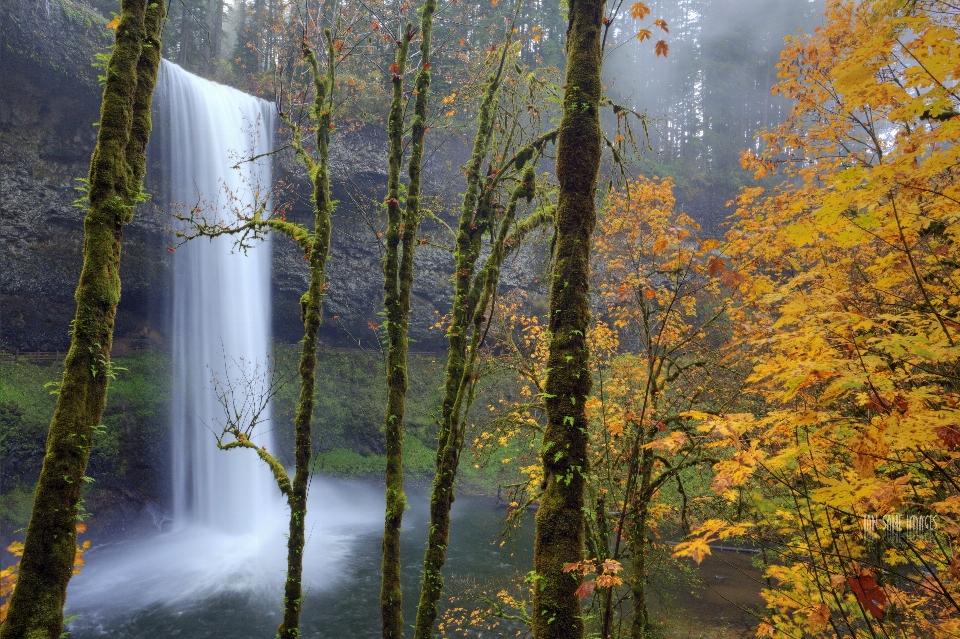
0,1,165,637
532,0,604,637
379,23,413,639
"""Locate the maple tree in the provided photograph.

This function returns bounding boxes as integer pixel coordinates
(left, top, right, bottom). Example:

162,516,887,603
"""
583,176,742,639
673,1,960,637
463,177,740,638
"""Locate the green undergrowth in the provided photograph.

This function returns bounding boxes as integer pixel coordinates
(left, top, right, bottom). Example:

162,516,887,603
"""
272,344,514,491
0,352,169,524
0,345,519,522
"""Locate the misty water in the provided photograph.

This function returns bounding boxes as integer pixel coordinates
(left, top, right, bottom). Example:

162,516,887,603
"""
65,481,528,638
65,480,762,639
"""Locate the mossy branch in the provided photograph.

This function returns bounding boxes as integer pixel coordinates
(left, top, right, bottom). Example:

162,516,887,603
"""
412,3,549,636
217,433,292,496
275,28,337,639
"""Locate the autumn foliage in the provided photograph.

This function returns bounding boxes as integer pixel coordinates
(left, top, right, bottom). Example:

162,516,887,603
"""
0,524,89,626
672,1,960,637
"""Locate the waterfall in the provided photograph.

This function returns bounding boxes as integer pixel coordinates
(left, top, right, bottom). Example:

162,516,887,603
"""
160,60,278,533
64,61,384,624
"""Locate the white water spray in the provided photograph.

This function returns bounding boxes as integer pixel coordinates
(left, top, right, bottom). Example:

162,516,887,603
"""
162,59,277,533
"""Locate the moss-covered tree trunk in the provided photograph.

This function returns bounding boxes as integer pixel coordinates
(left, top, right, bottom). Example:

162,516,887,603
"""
379,25,413,639
276,35,335,639
0,1,164,637
412,76,551,634
379,7,438,636
532,0,603,637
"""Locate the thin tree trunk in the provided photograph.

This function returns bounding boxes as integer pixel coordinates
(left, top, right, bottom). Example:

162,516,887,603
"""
413,133,548,638
630,446,653,639
276,34,335,639
532,0,603,637
0,1,165,637
379,25,413,639
213,0,224,61
411,39,502,639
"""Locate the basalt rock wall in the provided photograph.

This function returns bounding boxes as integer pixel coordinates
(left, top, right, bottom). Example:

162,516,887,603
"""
1,0,547,354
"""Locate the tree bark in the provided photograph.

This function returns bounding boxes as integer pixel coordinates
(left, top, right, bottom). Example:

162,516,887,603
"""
379,25,413,639
276,34,335,639
532,0,603,637
630,446,653,639
0,1,164,637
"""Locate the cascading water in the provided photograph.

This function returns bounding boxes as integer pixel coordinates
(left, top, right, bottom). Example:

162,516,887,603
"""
162,60,277,533
64,63,384,622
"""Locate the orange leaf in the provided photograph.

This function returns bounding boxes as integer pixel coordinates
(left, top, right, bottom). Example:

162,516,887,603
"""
708,256,726,276
655,40,669,57
629,2,650,20
720,269,746,287
847,571,886,620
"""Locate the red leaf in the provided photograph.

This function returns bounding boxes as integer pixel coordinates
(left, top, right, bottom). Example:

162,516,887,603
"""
847,571,886,620
707,256,726,276
936,425,960,450
575,580,596,599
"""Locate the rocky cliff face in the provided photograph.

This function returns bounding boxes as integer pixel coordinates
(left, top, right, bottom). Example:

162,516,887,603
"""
0,0,168,352
1,0,547,353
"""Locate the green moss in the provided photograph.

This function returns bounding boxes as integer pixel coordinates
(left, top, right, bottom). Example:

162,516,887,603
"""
0,361,63,428
310,437,435,478
0,485,37,527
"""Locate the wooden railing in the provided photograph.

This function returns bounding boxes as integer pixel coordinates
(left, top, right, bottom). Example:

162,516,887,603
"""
1,341,156,365
1,350,64,364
